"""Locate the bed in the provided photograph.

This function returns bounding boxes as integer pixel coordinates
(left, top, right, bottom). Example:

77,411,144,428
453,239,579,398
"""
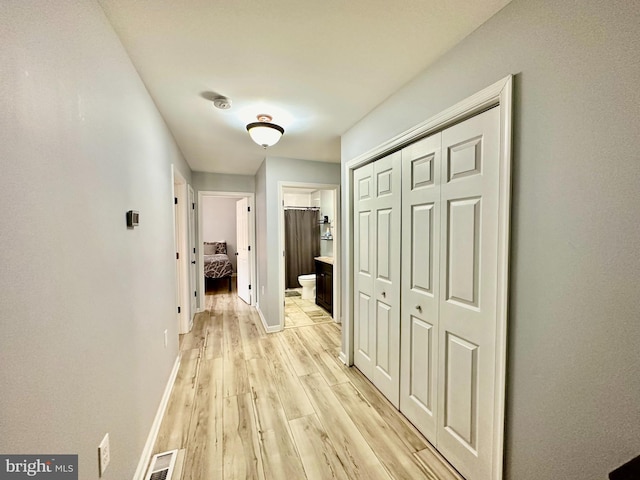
204,241,233,291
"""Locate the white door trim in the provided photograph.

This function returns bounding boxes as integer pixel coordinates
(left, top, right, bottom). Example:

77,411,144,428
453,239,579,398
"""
188,185,197,328
235,197,252,305
343,74,512,480
172,166,191,334
277,181,341,331
197,190,257,309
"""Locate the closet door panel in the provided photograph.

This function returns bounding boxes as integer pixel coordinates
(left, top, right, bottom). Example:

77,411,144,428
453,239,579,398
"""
400,134,441,441
411,204,434,293
372,151,401,407
353,163,375,378
357,292,372,359
376,208,393,281
375,301,392,374
444,333,478,448
437,107,500,480
447,197,481,307
409,315,434,406
358,212,371,275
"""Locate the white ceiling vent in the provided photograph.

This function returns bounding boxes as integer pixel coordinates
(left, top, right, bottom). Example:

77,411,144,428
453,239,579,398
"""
144,449,178,480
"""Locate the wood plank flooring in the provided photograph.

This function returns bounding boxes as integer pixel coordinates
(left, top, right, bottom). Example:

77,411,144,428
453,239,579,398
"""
152,286,462,479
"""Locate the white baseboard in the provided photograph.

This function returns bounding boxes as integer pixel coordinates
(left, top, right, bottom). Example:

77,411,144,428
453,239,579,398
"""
338,351,348,366
256,304,281,333
132,355,181,480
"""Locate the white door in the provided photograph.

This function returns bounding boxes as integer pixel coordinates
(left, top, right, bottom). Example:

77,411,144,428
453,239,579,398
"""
372,152,401,406
354,152,401,407
400,133,442,442
353,163,375,379
436,107,500,480
188,186,197,317
174,195,181,327
236,197,251,305
351,104,506,480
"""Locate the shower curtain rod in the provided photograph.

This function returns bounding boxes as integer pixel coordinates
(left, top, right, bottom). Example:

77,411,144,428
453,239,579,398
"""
284,206,321,210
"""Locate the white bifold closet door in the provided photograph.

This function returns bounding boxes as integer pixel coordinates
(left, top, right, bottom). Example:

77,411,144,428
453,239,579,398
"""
436,107,500,480
399,106,501,480
353,151,401,407
353,106,502,480
400,133,442,442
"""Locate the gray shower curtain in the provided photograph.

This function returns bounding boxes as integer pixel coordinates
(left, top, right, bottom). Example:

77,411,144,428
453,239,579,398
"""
285,209,320,289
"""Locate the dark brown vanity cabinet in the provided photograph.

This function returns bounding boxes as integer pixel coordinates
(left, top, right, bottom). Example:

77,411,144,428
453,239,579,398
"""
315,260,333,315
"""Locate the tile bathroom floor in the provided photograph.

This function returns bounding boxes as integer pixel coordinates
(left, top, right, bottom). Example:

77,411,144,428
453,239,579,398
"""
284,288,334,328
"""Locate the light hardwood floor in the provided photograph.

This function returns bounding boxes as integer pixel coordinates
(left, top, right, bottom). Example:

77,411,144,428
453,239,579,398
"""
151,284,463,480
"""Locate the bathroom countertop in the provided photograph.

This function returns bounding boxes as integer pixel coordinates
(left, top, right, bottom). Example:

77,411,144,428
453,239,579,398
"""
314,256,334,265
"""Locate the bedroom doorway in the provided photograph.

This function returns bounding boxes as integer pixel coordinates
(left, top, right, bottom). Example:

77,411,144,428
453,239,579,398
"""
197,191,256,310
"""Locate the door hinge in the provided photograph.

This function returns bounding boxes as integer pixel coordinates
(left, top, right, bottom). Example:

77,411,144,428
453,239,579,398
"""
176,252,179,260
247,206,251,212
174,197,178,205
248,245,251,251
248,284,251,290
177,306,181,313
193,247,196,254
194,291,197,297
192,202,195,209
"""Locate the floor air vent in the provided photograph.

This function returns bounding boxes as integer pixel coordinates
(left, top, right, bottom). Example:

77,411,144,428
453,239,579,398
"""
145,449,178,480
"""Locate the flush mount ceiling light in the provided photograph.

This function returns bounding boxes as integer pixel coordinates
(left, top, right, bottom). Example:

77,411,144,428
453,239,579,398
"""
246,114,284,148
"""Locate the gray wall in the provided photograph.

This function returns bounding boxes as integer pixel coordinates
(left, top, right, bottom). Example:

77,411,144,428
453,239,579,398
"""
255,161,268,318
341,0,640,478
318,190,335,258
202,197,238,271
256,157,340,327
192,171,255,194
0,1,192,478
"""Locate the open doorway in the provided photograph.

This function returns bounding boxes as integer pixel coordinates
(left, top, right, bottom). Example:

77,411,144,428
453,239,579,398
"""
198,191,256,311
278,182,340,330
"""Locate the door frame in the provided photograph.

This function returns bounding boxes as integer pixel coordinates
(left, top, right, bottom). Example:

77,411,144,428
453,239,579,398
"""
197,190,257,309
235,196,252,305
277,181,341,331
172,166,191,334
188,185,197,323
342,75,513,480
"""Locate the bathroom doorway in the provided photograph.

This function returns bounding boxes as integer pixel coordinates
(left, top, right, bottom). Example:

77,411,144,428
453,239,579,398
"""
278,183,340,330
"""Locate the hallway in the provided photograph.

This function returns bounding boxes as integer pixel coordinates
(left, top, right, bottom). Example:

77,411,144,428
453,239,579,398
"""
150,287,462,479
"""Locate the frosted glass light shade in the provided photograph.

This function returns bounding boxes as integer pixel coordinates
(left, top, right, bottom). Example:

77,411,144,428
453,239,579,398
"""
246,121,284,148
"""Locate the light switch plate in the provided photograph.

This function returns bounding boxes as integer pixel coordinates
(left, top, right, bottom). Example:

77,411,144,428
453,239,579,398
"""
98,433,110,476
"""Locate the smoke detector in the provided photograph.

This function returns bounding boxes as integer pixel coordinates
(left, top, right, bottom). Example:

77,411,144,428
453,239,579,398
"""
213,96,232,110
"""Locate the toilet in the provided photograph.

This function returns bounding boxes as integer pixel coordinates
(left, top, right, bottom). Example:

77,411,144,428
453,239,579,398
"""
298,274,316,300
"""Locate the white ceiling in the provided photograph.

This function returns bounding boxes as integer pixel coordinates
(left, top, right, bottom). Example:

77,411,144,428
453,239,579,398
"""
99,0,510,175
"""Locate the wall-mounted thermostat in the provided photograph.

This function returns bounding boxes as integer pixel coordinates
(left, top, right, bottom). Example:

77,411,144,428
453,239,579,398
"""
126,210,139,228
